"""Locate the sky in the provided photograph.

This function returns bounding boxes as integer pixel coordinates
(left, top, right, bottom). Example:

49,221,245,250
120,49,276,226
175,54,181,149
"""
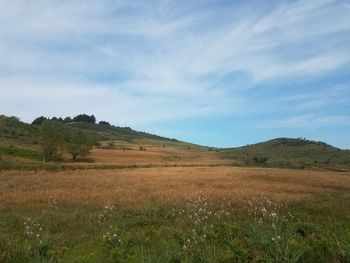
1,0,350,148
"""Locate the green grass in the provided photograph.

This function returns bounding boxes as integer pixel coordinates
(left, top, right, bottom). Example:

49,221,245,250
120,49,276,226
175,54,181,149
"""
1,196,349,262
0,146,43,161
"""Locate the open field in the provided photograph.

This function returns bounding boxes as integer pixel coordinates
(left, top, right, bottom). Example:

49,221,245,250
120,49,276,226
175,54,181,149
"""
89,144,227,166
1,167,350,206
1,166,350,262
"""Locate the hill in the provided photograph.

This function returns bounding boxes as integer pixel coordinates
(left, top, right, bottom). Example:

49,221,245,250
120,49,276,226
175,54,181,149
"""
0,114,188,147
220,137,350,171
1,115,349,171
0,114,205,168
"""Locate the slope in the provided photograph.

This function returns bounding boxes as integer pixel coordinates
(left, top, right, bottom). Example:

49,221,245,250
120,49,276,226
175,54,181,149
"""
220,137,350,171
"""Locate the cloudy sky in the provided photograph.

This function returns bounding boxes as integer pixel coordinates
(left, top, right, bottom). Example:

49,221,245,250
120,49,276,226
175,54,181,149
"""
1,0,350,148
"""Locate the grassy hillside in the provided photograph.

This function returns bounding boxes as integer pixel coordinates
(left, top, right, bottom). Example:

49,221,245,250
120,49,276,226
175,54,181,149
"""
0,115,39,145
220,137,350,171
65,122,197,148
0,115,202,168
1,115,350,171
0,115,182,146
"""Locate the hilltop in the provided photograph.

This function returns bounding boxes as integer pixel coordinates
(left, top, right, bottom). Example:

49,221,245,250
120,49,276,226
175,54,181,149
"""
220,137,350,171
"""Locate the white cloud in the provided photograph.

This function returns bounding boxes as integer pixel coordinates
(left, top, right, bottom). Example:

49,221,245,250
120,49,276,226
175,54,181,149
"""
0,0,349,128
251,113,350,129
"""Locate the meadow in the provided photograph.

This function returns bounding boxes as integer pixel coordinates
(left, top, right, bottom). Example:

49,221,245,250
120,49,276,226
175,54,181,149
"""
1,160,350,262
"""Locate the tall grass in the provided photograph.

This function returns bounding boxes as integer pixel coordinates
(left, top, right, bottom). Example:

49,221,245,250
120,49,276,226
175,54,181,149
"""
1,197,349,262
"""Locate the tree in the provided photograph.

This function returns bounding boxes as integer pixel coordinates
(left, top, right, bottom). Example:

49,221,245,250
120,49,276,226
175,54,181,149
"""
72,114,96,123
99,120,110,126
63,117,72,123
66,129,93,160
40,120,64,161
32,116,47,125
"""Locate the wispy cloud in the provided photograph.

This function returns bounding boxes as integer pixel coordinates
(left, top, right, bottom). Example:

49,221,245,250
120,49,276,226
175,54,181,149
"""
0,0,349,147
254,114,350,129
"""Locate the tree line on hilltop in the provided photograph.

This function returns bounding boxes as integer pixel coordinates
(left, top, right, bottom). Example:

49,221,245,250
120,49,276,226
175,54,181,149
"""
32,114,110,126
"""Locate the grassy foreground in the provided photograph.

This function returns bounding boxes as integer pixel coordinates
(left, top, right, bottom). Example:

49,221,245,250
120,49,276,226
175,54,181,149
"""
1,197,349,262
1,167,350,262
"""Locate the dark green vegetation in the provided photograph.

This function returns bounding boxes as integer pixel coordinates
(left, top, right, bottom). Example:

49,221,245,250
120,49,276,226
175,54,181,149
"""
220,138,350,171
32,114,97,125
1,196,349,262
39,121,94,161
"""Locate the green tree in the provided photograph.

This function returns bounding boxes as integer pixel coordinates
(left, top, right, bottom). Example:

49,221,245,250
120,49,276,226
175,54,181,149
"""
40,121,64,161
66,129,93,160
72,114,96,123
32,116,47,125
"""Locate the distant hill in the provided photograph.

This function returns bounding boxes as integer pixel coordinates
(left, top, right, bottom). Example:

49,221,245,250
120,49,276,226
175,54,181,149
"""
220,137,350,171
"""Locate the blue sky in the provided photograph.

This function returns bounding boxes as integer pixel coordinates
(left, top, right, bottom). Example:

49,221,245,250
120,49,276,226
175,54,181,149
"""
1,0,350,148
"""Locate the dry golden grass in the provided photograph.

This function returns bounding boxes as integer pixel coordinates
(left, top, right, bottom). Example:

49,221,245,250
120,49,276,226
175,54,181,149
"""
89,146,228,165
1,167,350,208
